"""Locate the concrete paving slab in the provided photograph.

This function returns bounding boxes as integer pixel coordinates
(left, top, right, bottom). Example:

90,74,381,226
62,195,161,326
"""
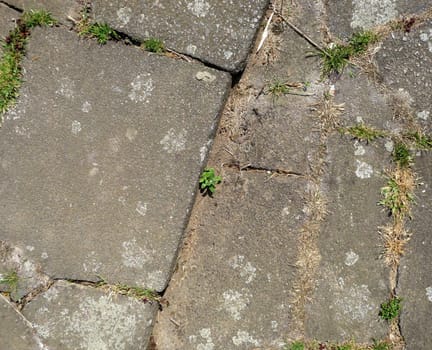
398,154,432,350
376,19,432,133
0,26,230,293
153,172,308,349
305,136,391,342
4,0,81,23
326,0,431,39
0,295,42,350
0,3,19,42
23,280,157,350
92,0,269,72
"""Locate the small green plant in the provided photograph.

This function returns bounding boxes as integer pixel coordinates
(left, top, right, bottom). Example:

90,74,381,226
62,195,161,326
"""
372,340,390,350
319,44,353,76
22,9,57,28
289,341,305,350
0,271,19,292
199,167,222,195
336,345,352,350
393,142,412,167
79,22,120,44
143,38,165,53
379,177,414,218
340,123,386,143
379,297,402,321
267,79,290,97
349,30,379,54
405,131,432,150
113,283,159,302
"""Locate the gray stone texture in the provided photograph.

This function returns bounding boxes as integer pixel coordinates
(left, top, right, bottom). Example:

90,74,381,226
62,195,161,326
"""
4,0,81,23
92,0,269,72
326,0,431,39
0,2,18,41
0,27,230,293
0,295,41,350
23,281,157,350
153,172,308,349
399,154,432,350
305,136,391,342
376,19,432,133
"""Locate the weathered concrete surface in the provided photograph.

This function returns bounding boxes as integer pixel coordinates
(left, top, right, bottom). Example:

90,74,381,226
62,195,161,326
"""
5,0,81,23
0,27,230,293
399,154,432,350
0,2,18,41
0,295,42,350
23,281,157,350
153,172,308,349
305,136,391,342
92,0,269,72
376,19,432,133
326,0,431,38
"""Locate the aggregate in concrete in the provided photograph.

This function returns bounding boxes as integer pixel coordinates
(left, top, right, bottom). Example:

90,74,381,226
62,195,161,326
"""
0,295,41,350
376,19,432,133
153,172,308,349
92,0,269,72
325,0,431,39
0,27,230,293
305,136,391,342
23,281,157,350
399,154,432,350
4,0,81,23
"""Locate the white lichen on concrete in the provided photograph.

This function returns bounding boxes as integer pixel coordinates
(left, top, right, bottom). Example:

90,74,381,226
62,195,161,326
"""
351,0,397,29
81,101,92,113
355,160,373,179
128,75,154,103
56,77,75,99
186,44,198,55
222,289,250,320
229,255,257,284
125,127,138,141
116,7,132,26
232,330,261,346
419,29,432,52
187,0,211,17
121,238,149,268
385,140,394,152
135,201,148,217
160,128,187,154
196,71,216,83
334,283,375,321
344,250,359,266
189,328,215,350
82,251,102,273
354,141,366,156
71,120,82,135
426,286,432,302
417,110,430,120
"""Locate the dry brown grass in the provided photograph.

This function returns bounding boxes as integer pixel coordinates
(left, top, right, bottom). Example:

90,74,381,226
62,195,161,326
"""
379,221,410,268
315,93,345,132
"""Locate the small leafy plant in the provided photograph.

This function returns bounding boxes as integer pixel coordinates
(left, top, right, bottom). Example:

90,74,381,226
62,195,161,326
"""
267,79,290,97
405,131,432,150
143,38,165,53
379,174,415,219
79,22,120,44
349,30,379,54
393,142,412,167
0,271,19,292
379,296,402,321
288,341,304,350
22,9,57,28
199,167,222,195
340,123,386,143
373,341,390,350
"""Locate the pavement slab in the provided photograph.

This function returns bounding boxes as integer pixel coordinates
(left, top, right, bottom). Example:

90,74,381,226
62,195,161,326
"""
0,2,19,41
0,26,230,293
92,0,269,72
153,171,308,349
4,0,81,23
22,280,157,350
305,136,391,342
0,295,42,350
398,154,432,350
376,19,432,133
326,0,431,39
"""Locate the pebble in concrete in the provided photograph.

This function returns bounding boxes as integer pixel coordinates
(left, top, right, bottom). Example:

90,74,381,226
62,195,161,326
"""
0,294,42,350
0,27,230,293
23,280,157,350
399,155,432,350
153,172,308,349
92,0,269,72
305,136,391,342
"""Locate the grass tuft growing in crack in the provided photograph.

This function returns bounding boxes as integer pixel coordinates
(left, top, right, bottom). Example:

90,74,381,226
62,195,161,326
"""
142,38,165,53
0,270,19,293
392,142,412,167
404,131,432,150
77,5,119,44
284,340,392,350
95,277,160,303
339,123,386,143
0,10,56,115
380,297,402,321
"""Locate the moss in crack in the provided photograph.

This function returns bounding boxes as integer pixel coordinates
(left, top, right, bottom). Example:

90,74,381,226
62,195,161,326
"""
0,10,56,115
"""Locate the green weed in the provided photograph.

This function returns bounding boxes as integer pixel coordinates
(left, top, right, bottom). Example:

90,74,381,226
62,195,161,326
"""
143,38,165,53
289,341,305,350
340,123,386,143
405,131,432,150
199,167,222,195
267,79,290,97
79,22,120,44
392,142,412,167
0,271,19,292
379,297,402,321
372,341,390,350
0,10,55,115
349,31,379,54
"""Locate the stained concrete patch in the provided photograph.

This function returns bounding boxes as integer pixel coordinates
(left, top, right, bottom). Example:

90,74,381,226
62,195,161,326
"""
0,27,230,292
5,0,81,23
376,19,432,133
92,0,269,72
305,136,391,342
153,172,307,349
23,280,157,350
399,154,432,350
0,295,41,350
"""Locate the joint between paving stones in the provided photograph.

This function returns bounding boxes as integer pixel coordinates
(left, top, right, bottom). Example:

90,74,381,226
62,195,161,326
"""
0,0,23,13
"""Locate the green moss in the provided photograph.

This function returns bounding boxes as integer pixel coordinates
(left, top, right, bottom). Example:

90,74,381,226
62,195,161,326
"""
142,38,165,53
